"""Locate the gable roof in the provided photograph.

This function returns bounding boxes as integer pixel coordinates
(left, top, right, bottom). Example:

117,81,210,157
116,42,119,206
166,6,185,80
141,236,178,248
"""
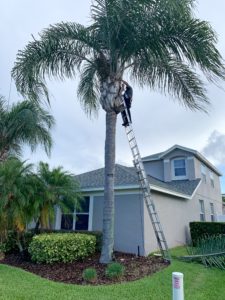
76,164,201,199
142,144,221,176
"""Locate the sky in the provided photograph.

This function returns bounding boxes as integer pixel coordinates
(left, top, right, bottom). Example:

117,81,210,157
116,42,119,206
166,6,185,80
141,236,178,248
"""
1,0,225,192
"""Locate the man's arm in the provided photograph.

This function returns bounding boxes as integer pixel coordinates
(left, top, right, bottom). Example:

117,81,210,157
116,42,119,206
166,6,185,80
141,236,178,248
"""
121,79,130,87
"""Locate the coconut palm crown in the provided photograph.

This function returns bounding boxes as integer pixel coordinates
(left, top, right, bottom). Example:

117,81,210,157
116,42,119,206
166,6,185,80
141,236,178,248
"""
12,0,225,263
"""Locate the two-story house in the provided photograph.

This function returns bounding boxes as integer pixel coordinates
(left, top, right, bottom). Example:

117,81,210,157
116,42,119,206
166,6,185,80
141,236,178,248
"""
54,145,223,255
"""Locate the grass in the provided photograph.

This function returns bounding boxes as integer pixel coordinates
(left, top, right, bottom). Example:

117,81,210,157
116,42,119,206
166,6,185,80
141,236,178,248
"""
0,248,225,300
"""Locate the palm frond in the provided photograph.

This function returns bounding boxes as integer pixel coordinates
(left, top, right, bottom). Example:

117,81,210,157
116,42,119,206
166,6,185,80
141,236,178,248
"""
2,100,54,157
77,61,100,116
131,56,208,111
180,235,225,270
12,23,100,104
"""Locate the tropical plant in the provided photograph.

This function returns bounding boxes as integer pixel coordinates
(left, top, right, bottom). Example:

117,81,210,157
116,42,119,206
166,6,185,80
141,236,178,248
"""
0,158,35,252
0,96,54,161
12,0,225,263
33,162,81,229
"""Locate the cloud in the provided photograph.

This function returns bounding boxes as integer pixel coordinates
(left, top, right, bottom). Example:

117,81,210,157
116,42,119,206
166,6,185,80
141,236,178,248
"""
202,131,225,166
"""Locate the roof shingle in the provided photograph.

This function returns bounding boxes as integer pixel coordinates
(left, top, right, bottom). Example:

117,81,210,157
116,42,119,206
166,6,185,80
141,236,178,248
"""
75,164,200,197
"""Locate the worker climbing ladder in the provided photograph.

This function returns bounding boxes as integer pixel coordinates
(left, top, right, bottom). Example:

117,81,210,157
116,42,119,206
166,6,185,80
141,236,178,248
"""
123,120,171,262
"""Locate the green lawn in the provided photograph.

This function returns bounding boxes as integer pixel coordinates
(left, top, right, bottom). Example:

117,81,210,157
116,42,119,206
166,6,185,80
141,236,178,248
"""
0,248,225,300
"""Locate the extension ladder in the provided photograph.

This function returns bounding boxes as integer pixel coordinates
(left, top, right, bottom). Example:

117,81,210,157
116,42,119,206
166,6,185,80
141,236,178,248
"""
122,117,171,262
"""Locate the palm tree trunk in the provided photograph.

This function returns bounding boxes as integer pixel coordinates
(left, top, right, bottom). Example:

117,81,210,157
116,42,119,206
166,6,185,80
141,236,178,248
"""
100,110,117,264
0,148,9,162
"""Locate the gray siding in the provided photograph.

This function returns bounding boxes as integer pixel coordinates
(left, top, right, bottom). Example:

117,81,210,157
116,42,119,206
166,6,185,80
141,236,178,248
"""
143,160,164,180
92,193,145,255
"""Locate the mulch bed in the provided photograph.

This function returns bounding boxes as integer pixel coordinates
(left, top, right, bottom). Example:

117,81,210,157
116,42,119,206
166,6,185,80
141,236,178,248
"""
1,252,169,285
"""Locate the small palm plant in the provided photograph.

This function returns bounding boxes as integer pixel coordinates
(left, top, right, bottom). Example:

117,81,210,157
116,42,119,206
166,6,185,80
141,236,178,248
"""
0,158,35,252
33,162,81,230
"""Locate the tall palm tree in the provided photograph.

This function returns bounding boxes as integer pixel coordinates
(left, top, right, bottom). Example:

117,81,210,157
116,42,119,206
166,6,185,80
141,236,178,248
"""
12,0,225,263
33,162,81,230
0,96,54,161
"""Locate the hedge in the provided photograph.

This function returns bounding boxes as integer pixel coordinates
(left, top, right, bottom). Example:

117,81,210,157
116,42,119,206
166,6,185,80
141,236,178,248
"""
35,229,102,252
190,222,225,245
0,230,102,253
28,233,96,263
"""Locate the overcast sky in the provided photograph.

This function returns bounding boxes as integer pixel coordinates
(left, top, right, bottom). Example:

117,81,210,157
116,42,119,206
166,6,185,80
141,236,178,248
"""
1,0,225,192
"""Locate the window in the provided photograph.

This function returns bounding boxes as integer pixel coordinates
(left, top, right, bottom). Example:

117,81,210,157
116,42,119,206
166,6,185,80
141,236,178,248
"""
75,196,90,230
60,196,90,231
61,214,73,230
201,164,206,183
199,200,205,221
172,158,187,179
210,172,214,188
210,203,215,222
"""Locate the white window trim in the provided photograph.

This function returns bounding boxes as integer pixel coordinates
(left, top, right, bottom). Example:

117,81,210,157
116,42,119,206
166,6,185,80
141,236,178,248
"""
201,164,207,184
210,172,214,188
171,157,188,180
210,203,215,222
199,199,205,222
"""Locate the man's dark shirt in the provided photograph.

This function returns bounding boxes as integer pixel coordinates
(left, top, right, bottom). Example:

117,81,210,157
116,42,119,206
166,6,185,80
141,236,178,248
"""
124,86,133,108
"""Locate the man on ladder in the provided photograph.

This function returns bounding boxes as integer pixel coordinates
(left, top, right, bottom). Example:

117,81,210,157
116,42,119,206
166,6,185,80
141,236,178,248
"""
121,80,133,127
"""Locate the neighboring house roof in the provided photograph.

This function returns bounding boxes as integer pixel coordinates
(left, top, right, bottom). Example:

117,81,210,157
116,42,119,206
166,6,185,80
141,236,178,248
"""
76,164,201,199
142,144,222,176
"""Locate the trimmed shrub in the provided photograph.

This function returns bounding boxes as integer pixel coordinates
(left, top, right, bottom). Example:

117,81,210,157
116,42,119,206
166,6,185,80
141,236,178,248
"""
82,268,97,282
190,222,225,245
28,233,96,263
31,229,102,252
105,262,125,279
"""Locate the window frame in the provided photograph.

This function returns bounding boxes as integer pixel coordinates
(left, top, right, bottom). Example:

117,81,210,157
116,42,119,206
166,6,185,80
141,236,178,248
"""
209,171,214,188
210,203,215,222
60,196,93,231
199,199,205,222
172,157,187,180
201,164,207,184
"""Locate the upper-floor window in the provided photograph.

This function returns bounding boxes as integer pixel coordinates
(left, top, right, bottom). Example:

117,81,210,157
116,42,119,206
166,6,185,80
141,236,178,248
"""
61,196,90,231
199,199,205,221
210,172,214,188
172,158,187,179
201,164,207,183
210,203,215,222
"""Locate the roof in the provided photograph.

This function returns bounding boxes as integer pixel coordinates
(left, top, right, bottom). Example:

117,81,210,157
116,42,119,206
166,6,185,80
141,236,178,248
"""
75,164,201,199
142,144,222,176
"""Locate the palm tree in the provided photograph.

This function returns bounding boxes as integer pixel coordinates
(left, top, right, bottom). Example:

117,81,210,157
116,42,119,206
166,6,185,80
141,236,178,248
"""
12,0,225,263
0,96,54,161
0,158,35,252
33,162,81,230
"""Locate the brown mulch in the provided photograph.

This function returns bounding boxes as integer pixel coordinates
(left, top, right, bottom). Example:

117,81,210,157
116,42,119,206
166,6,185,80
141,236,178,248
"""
1,252,169,285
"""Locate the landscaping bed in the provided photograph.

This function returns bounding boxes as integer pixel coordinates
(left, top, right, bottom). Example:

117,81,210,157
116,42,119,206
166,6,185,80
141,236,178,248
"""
1,252,168,285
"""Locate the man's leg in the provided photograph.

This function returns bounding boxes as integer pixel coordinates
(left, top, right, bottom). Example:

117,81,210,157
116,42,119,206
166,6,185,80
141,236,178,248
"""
121,110,129,126
127,108,132,123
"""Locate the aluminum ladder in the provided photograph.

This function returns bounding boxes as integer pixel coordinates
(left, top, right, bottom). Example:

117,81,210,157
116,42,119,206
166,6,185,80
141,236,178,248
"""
123,119,171,262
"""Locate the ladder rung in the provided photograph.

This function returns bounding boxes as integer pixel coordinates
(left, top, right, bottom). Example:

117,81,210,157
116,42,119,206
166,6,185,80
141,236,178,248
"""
129,137,136,143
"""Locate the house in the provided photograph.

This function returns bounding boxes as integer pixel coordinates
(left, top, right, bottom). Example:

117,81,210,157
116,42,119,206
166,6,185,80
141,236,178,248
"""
54,145,223,255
